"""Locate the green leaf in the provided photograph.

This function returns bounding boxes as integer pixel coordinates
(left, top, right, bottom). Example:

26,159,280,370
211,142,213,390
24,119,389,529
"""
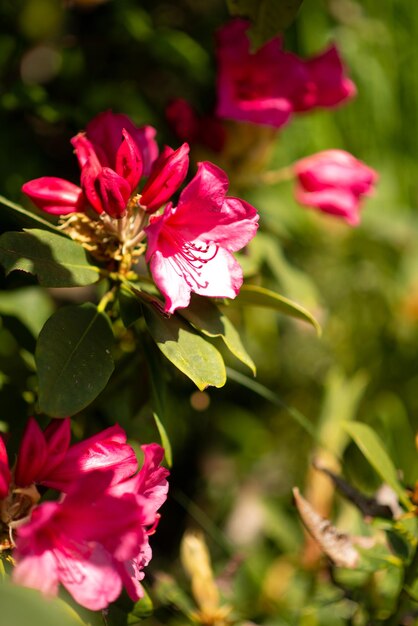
153,412,173,467
36,303,114,416
0,229,101,287
343,422,413,510
227,0,304,48
0,287,54,336
0,581,83,626
143,305,226,391
179,296,256,374
0,194,63,233
232,284,321,335
127,589,154,623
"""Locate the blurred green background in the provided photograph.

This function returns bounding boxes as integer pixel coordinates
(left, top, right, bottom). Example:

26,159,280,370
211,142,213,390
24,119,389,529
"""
1,0,418,624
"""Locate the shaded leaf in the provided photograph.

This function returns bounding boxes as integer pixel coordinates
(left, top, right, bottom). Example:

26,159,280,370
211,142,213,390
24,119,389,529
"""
232,285,321,334
343,422,413,510
180,296,255,374
143,305,226,391
36,303,114,416
0,229,101,287
0,287,54,336
0,194,62,233
293,487,360,568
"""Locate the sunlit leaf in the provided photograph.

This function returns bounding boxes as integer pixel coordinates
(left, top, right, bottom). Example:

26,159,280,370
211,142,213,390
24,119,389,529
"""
0,229,101,287
232,284,321,334
143,305,226,391
0,581,83,626
36,303,114,416
180,296,255,374
0,287,53,336
343,422,413,510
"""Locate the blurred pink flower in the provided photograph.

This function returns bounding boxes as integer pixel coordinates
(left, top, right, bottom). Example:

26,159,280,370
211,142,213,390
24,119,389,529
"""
145,161,259,313
166,99,226,153
216,19,355,128
293,150,378,225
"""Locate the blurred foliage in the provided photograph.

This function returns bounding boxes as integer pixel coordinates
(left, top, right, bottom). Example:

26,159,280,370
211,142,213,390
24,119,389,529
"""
1,0,418,625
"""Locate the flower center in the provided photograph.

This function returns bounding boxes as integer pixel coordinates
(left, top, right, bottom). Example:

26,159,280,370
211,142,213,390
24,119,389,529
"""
164,227,218,290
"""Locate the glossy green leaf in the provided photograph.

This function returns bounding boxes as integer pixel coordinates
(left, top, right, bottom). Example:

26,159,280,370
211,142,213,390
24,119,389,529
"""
36,303,114,416
227,0,304,47
232,284,321,334
343,422,413,510
0,581,83,626
0,229,101,287
179,296,255,374
143,305,226,391
153,412,173,467
106,588,153,626
0,287,54,336
127,589,154,623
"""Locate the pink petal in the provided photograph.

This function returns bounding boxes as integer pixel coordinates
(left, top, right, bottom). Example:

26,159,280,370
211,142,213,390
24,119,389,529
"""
295,186,361,225
136,444,169,512
14,417,47,487
94,167,131,218
22,177,85,215
80,159,104,214
115,129,143,190
36,418,72,482
140,143,190,212
301,45,356,110
71,133,103,169
13,550,59,597
0,435,10,499
42,425,138,491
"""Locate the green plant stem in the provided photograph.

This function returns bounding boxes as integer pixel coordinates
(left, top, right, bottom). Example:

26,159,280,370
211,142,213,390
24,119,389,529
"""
97,288,116,313
383,542,418,625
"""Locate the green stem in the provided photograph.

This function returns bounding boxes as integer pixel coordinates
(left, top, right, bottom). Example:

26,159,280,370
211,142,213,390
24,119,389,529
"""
97,288,116,313
258,165,295,185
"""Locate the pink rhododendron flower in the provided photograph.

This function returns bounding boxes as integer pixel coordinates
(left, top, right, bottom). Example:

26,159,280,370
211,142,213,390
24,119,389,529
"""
12,471,152,610
166,99,226,153
293,150,378,225
145,161,259,313
0,419,169,610
140,143,190,213
216,19,355,128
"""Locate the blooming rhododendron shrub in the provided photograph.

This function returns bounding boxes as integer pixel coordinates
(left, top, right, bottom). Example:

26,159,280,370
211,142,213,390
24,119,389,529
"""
0,419,168,610
22,110,258,313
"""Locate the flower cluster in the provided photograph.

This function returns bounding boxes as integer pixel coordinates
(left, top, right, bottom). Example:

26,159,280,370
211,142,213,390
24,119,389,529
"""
22,111,259,313
0,418,168,610
216,19,356,129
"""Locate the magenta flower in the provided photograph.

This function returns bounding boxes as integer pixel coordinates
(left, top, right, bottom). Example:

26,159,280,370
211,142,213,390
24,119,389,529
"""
0,420,169,610
12,471,151,610
216,19,355,129
293,150,378,225
22,111,158,218
292,45,356,112
145,161,259,313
